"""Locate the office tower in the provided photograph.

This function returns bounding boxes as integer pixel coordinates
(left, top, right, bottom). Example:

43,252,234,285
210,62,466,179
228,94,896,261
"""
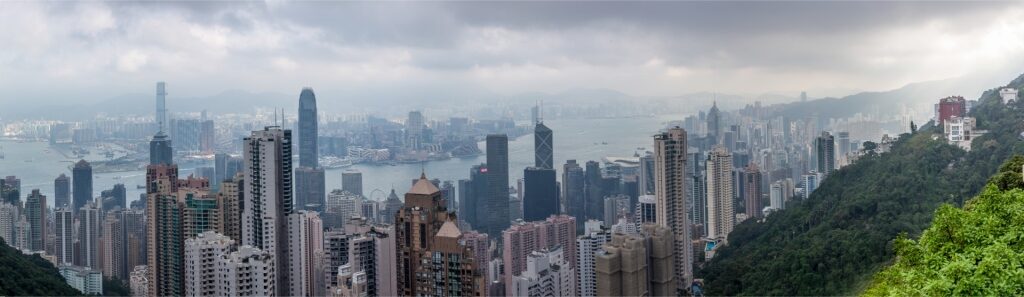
635,194,657,226
653,127,692,287
78,202,101,269
562,160,585,229
510,246,574,297
484,134,510,237
199,119,215,154
0,176,18,206
603,194,630,228
577,226,611,297
380,189,402,225
341,170,363,197
404,111,425,149
242,126,294,296
837,131,850,157
217,173,244,243
170,119,203,153
55,174,71,209
24,189,46,251
288,210,324,297
150,132,173,166
595,224,676,297
73,160,93,215
181,177,218,239
184,231,276,296
639,154,655,195
502,215,577,295
459,164,488,229
295,167,326,211
214,153,230,187
298,88,318,168
395,174,482,296
534,122,553,169
102,210,129,280
441,181,456,211
523,167,558,222
156,82,167,132
146,164,184,296
55,208,74,265
816,131,835,176
325,190,362,227
584,161,603,222
743,163,764,219
706,146,735,240
707,102,721,143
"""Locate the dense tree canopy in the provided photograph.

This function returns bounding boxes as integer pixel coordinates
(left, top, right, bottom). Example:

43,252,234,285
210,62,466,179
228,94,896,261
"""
0,238,81,296
864,156,1024,296
699,73,1024,295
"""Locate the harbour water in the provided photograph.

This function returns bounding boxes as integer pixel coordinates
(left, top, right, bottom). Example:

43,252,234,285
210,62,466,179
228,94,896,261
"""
0,115,682,206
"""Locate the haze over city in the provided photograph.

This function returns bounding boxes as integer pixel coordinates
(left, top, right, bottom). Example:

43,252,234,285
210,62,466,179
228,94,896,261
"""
3,2,1024,297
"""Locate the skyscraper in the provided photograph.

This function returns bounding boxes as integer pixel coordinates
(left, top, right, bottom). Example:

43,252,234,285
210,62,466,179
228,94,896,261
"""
534,122,553,169
584,161,603,223
595,224,676,297
146,164,185,296
55,174,70,209
78,202,101,270
706,146,735,240
562,160,585,230
341,170,363,197
484,134,510,237
102,210,129,280
501,215,577,296
707,102,721,144
816,131,836,176
287,210,324,297
55,208,74,265
156,82,167,132
743,163,764,219
395,173,482,296
298,88,318,168
652,127,692,288
72,160,93,215
24,189,45,251
150,132,173,166
0,176,18,206
523,167,558,222
184,231,276,296
218,173,244,243
242,126,294,297
295,167,326,211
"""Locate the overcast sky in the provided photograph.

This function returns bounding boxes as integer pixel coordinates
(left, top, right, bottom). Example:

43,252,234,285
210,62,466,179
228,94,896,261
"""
2,1,1023,108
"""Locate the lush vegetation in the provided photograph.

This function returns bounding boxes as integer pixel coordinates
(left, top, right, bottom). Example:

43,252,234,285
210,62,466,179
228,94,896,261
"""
699,73,1024,295
864,156,1024,296
0,238,81,296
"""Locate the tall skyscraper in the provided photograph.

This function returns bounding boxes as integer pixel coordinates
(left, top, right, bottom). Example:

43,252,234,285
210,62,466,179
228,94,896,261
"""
522,167,558,222
24,189,45,251
242,126,294,296
509,246,574,297
635,194,657,225
638,154,655,195
652,127,692,288
816,131,836,176
0,176,18,206
395,173,482,296
78,202,102,269
577,225,611,297
55,174,70,209
146,164,184,296
156,82,167,132
562,160,585,230
295,167,326,211
102,210,129,280
72,160,93,216
484,134,510,237
706,146,735,240
55,208,74,265
184,231,276,296
298,88,318,168
288,210,324,297
584,161,603,223
743,163,764,219
707,102,721,143
534,122,553,169
341,170,363,197
150,132,173,166
180,177,218,239
218,173,244,243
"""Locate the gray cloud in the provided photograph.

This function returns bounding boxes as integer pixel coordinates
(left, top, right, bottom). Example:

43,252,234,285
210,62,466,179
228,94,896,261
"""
0,1,1022,113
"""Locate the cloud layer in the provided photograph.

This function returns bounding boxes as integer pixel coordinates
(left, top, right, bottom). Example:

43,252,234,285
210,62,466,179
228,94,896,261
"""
1,1,1023,109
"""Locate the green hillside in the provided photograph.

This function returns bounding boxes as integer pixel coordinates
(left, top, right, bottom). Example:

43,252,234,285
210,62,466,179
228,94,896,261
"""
864,155,1024,296
699,73,1024,295
0,238,82,296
